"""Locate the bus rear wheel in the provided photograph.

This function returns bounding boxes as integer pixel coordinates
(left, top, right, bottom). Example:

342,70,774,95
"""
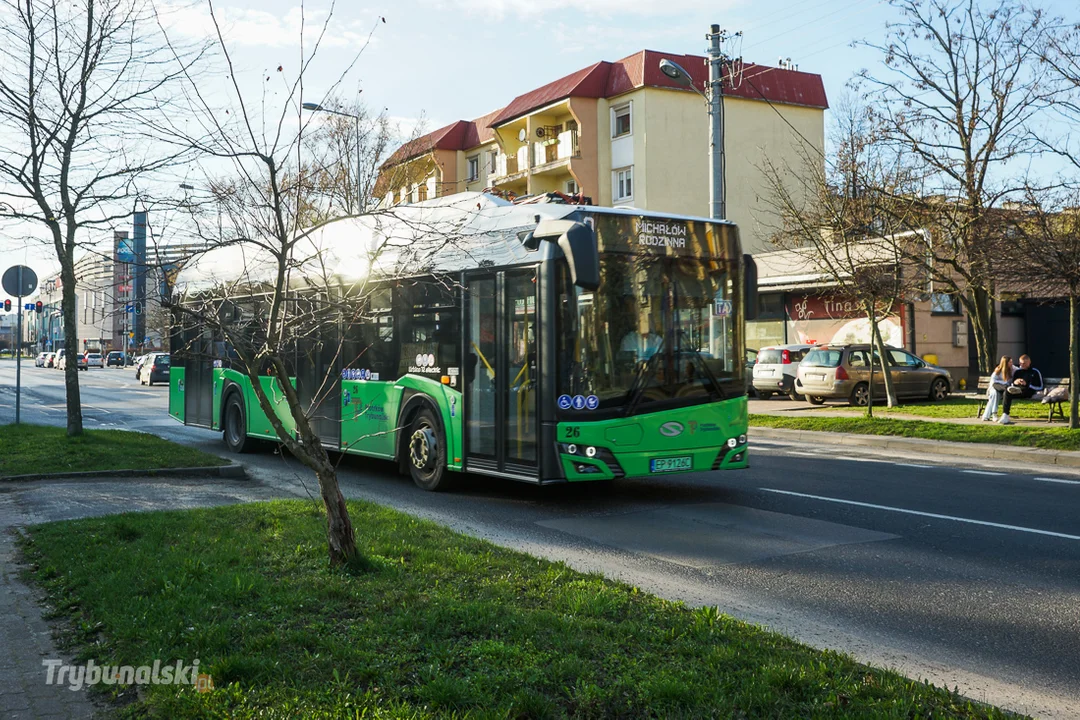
223,392,252,453
407,407,451,491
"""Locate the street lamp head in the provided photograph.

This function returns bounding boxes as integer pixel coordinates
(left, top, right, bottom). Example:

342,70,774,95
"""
659,58,694,89
301,102,323,111
179,183,194,190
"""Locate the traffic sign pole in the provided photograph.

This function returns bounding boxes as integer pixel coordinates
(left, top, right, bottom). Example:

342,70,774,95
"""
3,265,40,425
15,289,22,424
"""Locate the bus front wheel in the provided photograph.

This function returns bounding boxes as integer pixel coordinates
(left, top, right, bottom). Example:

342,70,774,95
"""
223,392,252,453
407,407,451,491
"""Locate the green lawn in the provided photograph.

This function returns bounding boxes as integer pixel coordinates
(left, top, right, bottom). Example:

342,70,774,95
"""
21,500,1018,719
751,413,1080,451
0,424,228,478
806,395,1056,421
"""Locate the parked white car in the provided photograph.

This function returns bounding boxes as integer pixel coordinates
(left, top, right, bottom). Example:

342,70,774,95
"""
752,344,816,400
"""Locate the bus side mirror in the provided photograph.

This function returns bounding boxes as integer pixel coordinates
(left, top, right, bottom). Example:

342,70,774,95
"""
743,253,758,321
533,219,600,291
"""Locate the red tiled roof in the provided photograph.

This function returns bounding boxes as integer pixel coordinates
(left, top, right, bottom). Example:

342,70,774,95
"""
382,51,828,167
607,50,829,109
381,108,504,170
462,107,503,148
489,62,611,126
381,120,467,168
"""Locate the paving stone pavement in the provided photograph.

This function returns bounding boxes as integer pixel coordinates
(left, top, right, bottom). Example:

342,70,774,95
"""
0,475,299,719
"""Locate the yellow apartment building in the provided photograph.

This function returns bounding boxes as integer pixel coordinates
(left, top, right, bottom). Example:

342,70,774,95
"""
375,50,828,254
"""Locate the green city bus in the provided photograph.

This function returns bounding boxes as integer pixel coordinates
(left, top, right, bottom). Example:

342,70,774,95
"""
168,193,750,489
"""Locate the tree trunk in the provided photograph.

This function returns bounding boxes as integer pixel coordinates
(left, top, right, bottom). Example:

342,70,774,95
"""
871,313,898,408
316,461,359,566
245,355,359,568
60,257,83,437
1070,294,1079,431
964,286,998,375
865,307,876,418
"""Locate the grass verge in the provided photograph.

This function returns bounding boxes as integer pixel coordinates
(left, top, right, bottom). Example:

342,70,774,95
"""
21,500,1020,719
802,396,1054,421
751,413,1080,451
0,424,227,478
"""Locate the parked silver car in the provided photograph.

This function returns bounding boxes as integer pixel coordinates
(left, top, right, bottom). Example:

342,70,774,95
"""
797,344,952,406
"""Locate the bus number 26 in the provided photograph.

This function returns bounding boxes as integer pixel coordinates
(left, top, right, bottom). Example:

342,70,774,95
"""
563,426,581,439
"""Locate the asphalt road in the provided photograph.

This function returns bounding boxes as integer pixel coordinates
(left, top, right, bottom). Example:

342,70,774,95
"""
2,361,1079,719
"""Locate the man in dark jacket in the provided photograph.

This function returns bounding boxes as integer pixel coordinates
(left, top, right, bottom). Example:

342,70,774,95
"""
999,354,1044,425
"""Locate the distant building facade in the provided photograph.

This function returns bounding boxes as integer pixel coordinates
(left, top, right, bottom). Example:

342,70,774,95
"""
375,50,828,255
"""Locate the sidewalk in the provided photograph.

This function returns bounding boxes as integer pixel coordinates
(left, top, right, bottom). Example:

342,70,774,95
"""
0,472,293,719
0,497,97,719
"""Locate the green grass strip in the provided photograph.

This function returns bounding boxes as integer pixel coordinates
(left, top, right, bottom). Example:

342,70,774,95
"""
22,500,1020,718
751,414,1079,451
803,396,1054,421
0,424,228,478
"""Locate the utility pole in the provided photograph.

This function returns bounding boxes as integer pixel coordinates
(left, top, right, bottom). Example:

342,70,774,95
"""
659,25,739,220
707,24,726,220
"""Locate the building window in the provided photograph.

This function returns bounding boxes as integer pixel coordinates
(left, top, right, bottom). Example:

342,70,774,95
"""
757,293,785,320
417,183,428,202
930,292,961,315
565,180,578,195
612,103,631,138
488,150,498,175
467,155,479,182
613,167,633,202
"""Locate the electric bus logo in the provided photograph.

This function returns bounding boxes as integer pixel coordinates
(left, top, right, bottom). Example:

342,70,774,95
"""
659,421,684,437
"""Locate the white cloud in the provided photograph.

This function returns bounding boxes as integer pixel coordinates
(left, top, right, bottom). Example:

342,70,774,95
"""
158,1,381,49
436,0,744,20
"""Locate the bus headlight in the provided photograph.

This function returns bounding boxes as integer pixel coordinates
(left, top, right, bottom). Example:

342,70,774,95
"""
727,438,738,449
739,434,747,445
585,446,597,458
567,444,578,455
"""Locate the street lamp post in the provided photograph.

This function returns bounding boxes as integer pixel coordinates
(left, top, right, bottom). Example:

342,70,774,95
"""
302,101,362,213
660,25,727,220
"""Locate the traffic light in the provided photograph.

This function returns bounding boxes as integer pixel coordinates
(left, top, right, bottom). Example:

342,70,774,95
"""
35,301,42,313
3,299,10,312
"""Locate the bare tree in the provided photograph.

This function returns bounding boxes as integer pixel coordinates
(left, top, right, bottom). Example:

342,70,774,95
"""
0,0,203,435
761,98,926,414
994,189,1080,428
302,96,392,218
858,0,1061,374
157,4,412,566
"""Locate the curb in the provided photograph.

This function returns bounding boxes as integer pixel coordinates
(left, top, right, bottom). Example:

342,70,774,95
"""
0,464,246,483
750,427,1080,468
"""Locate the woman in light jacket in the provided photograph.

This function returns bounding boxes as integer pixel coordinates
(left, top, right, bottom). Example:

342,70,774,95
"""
982,355,1013,421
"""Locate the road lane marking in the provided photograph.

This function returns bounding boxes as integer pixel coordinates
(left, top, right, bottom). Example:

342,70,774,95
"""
962,470,1006,476
759,488,1080,541
1034,477,1080,486
895,463,932,469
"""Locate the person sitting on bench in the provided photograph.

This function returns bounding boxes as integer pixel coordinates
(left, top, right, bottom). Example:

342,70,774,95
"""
998,354,1043,425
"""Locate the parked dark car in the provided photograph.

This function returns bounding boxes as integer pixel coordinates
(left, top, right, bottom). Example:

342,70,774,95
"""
138,353,170,386
106,351,125,367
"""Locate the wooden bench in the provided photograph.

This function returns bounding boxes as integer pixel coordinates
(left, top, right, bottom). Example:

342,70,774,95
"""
975,376,1069,422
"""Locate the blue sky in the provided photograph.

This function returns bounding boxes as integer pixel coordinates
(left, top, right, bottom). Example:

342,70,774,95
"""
1,0,1077,281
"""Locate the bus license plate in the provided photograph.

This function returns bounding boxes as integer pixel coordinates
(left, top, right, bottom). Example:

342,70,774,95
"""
650,456,692,473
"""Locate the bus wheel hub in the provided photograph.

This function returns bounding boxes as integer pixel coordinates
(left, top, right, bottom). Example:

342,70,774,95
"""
410,427,436,469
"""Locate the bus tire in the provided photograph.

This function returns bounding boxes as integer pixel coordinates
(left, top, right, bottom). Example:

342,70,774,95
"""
223,391,252,453
407,407,452,491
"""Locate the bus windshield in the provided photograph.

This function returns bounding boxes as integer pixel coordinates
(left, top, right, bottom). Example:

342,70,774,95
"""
556,251,743,416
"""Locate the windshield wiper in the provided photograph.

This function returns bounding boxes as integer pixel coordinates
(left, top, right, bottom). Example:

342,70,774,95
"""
675,329,726,401
623,336,666,417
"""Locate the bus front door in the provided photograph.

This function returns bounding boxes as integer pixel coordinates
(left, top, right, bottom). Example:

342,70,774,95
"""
464,270,538,480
